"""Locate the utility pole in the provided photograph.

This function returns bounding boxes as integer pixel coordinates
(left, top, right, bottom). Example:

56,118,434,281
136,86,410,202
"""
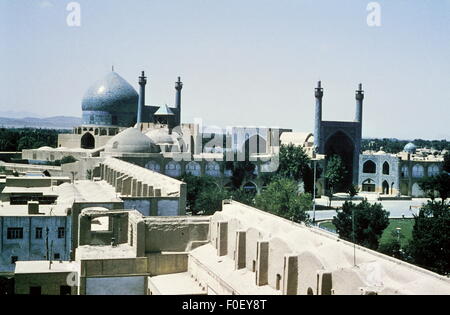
352,208,356,266
45,227,50,269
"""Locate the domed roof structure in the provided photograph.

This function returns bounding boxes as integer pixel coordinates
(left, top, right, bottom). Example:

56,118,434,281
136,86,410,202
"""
105,128,160,153
81,72,138,127
404,142,417,154
145,128,177,145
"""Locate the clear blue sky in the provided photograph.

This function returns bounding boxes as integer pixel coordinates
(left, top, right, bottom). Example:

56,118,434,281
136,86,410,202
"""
0,0,449,140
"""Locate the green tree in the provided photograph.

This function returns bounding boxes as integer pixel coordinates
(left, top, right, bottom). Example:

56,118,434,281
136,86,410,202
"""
325,155,347,195
324,155,347,206
443,152,450,173
180,174,218,215
408,201,450,275
226,161,256,190
195,186,230,215
276,144,314,193
419,174,450,204
378,238,403,259
332,200,390,250
60,155,77,164
419,176,438,200
435,173,450,203
229,188,256,207
0,128,61,151
348,184,360,200
255,177,311,223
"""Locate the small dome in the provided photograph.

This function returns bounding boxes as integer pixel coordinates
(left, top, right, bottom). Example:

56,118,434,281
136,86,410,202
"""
105,128,160,153
404,143,417,154
145,128,176,144
82,72,138,112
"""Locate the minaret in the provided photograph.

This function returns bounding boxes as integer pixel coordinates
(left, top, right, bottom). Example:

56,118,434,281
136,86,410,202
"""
314,81,323,152
354,83,364,186
355,83,364,124
175,76,183,126
137,71,147,126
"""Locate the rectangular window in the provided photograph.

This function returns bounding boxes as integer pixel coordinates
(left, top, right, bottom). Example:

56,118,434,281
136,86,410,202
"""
58,227,65,239
35,227,43,239
11,256,18,264
54,253,60,260
7,228,23,239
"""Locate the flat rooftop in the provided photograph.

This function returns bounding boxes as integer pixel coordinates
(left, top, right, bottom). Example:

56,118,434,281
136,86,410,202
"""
76,244,136,260
0,202,70,216
14,261,79,274
148,272,206,295
0,180,121,216
69,180,120,203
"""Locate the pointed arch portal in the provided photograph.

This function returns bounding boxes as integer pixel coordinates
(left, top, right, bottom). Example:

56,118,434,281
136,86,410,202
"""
324,131,355,192
81,133,95,149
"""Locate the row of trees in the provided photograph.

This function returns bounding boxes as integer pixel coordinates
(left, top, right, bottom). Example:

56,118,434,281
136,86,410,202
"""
0,128,66,151
418,173,450,203
181,144,315,222
181,144,354,223
181,173,313,224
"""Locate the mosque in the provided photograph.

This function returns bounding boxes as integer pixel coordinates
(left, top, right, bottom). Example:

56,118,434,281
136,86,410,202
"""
19,70,445,198
3,70,448,296
23,70,284,194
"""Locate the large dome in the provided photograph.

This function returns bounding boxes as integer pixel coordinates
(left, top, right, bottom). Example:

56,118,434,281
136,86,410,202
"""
81,72,138,127
105,128,160,153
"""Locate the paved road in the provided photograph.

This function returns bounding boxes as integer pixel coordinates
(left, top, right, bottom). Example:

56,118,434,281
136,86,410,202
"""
308,198,431,221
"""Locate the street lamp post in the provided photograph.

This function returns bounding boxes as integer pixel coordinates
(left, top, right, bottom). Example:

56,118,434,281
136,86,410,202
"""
312,146,318,225
396,227,402,244
352,208,356,266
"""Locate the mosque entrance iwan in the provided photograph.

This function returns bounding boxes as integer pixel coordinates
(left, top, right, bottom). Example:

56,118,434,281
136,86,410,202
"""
324,131,355,192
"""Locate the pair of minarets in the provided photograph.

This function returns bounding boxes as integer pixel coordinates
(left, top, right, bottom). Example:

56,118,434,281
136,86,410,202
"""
314,81,364,150
136,71,183,125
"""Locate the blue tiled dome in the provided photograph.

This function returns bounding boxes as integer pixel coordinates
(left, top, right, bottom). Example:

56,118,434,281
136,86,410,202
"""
404,142,417,154
81,72,138,127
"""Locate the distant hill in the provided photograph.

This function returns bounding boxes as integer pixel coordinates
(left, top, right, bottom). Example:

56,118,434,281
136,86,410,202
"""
0,116,81,129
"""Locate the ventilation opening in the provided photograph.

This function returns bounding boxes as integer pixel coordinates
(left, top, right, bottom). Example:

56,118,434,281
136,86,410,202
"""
276,274,282,290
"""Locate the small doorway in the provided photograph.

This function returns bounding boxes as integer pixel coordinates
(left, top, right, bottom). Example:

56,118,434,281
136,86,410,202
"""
362,179,375,192
382,180,389,195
